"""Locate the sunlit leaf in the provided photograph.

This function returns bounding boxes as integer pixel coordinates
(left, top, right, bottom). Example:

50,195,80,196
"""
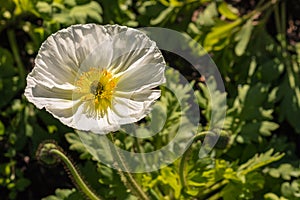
150,6,173,25
266,163,300,180
41,188,81,200
197,2,218,26
238,149,284,175
70,1,102,23
65,133,91,160
235,19,253,56
204,19,242,51
0,120,4,136
218,2,239,20
12,0,40,16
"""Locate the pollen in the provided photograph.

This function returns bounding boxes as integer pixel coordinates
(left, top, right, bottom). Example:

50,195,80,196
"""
74,68,118,118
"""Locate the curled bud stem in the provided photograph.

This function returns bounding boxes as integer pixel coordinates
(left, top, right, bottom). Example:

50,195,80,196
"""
36,141,101,200
36,142,61,166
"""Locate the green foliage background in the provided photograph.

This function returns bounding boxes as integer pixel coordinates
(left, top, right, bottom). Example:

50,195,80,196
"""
0,0,300,199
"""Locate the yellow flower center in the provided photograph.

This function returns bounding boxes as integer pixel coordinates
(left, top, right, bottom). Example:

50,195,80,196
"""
74,68,118,118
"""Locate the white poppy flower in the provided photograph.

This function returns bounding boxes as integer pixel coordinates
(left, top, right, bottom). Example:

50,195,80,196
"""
25,24,166,134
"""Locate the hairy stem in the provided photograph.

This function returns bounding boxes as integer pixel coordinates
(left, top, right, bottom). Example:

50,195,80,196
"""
49,149,101,200
108,133,150,200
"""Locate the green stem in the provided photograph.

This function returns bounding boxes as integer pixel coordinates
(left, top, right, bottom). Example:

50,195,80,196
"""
281,1,286,33
179,146,190,191
280,1,286,48
108,133,150,200
133,132,148,171
274,3,282,36
49,149,101,200
244,0,278,20
256,0,267,8
195,179,228,199
274,0,288,53
7,29,26,88
194,131,213,141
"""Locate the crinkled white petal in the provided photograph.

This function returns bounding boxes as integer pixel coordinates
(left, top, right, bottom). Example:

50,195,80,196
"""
25,76,73,109
116,63,165,93
73,104,120,134
28,24,113,90
105,25,165,77
25,24,166,134
109,90,161,124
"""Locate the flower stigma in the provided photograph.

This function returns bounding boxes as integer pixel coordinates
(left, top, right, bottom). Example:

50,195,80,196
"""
74,68,118,118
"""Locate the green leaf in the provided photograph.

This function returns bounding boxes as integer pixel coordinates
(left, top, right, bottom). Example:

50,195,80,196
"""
244,83,269,106
240,121,279,141
264,193,280,200
0,48,15,78
222,172,264,200
35,1,52,17
260,58,284,83
69,1,102,24
65,133,91,160
245,172,265,190
52,1,102,25
281,180,300,199
15,178,31,191
0,76,19,108
259,121,279,136
264,193,289,200
158,167,181,199
150,6,173,25
204,18,242,51
196,77,227,127
238,149,284,175
218,2,239,20
277,59,300,133
247,29,300,133
149,103,166,134
235,19,253,56
197,2,218,26
158,0,184,7
266,164,300,180
296,42,300,56
78,161,101,190
53,13,73,24
12,0,40,16
42,188,79,200
0,120,4,135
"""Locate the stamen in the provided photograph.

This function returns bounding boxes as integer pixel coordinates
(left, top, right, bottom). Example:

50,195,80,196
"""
74,69,118,118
